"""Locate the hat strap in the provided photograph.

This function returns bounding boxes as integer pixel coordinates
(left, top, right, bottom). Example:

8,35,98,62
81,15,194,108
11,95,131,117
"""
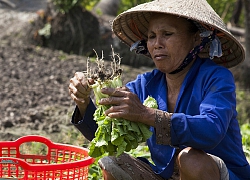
169,30,216,74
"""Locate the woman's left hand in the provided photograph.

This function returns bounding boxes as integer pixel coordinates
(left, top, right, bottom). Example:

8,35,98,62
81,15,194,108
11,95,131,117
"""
99,87,154,126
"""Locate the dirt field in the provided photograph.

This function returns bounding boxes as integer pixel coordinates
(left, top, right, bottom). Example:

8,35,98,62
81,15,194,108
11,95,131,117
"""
0,1,151,144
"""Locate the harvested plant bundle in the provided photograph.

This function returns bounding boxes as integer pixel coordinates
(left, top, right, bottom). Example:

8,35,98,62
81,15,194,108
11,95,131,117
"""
84,48,156,158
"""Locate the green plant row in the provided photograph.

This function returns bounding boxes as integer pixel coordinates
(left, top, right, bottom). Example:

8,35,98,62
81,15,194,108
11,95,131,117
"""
51,0,243,26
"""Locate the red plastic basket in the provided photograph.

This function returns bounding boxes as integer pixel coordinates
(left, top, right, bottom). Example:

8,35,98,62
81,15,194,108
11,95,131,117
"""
0,135,94,179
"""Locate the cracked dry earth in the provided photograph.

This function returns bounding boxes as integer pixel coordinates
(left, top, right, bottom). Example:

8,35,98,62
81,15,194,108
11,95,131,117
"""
0,2,151,144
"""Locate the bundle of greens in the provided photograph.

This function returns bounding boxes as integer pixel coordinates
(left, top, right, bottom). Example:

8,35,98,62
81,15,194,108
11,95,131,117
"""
84,48,157,158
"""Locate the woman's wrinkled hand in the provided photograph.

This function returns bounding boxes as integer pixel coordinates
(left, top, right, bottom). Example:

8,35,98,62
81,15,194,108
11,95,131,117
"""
99,87,154,126
68,72,94,116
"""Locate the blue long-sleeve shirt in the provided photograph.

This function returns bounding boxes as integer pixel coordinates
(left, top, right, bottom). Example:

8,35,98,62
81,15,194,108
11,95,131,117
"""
72,57,250,180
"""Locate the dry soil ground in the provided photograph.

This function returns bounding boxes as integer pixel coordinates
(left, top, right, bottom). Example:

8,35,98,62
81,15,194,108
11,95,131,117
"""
0,0,150,144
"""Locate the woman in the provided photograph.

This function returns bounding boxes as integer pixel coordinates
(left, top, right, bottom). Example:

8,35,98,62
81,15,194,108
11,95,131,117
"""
68,0,250,179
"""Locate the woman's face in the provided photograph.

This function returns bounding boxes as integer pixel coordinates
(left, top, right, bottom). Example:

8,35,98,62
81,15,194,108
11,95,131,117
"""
147,14,200,74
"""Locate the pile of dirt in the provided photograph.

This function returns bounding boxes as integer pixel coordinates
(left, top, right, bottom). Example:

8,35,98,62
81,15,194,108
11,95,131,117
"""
0,3,151,143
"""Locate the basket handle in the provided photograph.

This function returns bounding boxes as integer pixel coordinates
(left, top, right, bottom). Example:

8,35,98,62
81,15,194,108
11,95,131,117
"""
14,135,54,146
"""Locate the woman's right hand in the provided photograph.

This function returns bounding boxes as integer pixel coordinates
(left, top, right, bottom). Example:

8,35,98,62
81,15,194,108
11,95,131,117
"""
69,72,94,116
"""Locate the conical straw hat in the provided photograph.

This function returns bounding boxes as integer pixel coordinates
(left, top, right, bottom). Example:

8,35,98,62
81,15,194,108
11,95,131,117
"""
112,0,245,68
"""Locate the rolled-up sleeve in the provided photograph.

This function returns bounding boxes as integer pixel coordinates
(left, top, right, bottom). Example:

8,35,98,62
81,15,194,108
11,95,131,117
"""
155,109,172,145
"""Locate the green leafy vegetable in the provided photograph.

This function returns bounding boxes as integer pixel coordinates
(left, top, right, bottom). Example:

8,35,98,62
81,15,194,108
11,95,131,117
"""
84,48,158,158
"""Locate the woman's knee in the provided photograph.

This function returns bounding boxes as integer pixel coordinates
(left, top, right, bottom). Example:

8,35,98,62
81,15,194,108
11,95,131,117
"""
176,147,220,180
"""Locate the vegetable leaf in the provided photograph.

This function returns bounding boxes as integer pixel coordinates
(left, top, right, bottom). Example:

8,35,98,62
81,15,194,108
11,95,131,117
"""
89,89,158,158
